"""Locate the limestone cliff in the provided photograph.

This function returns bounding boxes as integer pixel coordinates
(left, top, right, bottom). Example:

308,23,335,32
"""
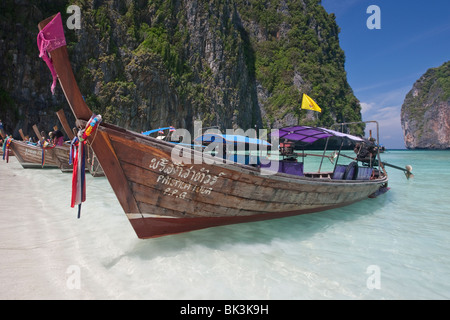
1,0,363,139
401,61,450,149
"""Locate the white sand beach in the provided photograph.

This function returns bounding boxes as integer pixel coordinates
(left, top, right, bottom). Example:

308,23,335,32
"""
0,157,135,299
1,152,449,300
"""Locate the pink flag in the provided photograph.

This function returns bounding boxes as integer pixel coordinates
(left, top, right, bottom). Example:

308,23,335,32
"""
37,13,66,94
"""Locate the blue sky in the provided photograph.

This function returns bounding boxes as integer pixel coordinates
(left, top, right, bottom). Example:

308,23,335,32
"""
321,0,450,149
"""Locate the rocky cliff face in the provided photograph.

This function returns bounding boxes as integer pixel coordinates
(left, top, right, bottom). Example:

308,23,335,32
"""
0,0,70,138
401,61,450,149
1,0,363,139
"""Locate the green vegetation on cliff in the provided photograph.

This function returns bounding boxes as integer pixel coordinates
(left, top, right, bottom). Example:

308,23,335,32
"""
401,60,450,149
237,0,361,131
402,61,450,122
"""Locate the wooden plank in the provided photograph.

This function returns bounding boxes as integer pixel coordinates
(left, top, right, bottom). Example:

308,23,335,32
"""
88,131,139,213
18,129,26,141
122,160,337,216
56,109,75,140
32,125,43,142
53,145,73,172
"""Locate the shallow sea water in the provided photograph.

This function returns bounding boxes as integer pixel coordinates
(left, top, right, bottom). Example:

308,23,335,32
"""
0,150,449,299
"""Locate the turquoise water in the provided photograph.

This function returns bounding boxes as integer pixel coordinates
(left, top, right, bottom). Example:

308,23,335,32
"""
1,150,449,299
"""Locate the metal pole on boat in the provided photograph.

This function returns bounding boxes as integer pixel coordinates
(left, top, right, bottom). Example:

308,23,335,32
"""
333,140,344,173
318,136,330,173
373,121,387,177
382,162,414,179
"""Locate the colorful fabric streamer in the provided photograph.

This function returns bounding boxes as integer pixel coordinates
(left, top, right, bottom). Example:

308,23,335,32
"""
2,137,12,163
70,114,102,218
70,135,86,218
80,114,102,142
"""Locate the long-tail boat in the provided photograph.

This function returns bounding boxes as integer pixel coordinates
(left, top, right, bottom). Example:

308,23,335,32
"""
8,139,59,169
38,13,395,239
4,122,71,171
6,124,60,169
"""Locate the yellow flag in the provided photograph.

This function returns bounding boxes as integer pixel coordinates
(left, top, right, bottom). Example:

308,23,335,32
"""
301,93,322,112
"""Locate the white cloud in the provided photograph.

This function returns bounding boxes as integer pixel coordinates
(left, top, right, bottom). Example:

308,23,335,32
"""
322,0,360,16
357,85,412,148
360,102,403,148
360,102,375,115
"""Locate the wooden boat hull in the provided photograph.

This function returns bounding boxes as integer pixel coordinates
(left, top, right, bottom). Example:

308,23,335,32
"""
53,144,73,172
9,140,59,169
86,146,105,177
8,139,72,171
129,201,360,238
91,123,387,239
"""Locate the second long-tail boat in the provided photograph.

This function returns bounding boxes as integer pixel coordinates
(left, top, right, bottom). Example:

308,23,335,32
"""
8,138,59,169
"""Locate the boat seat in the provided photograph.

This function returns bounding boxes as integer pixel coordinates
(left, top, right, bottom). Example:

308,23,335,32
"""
344,162,358,180
281,161,303,176
260,160,304,177
332,165,347,179
356,167,373,180
332,162,359,180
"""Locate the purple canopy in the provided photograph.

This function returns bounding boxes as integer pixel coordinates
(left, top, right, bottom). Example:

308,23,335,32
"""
271,126,364,143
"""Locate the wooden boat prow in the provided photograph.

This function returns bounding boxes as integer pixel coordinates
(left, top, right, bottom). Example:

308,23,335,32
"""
9,138,59,169
38,13,389,238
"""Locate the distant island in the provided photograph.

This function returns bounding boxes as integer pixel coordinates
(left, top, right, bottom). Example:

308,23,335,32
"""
401,60,450,149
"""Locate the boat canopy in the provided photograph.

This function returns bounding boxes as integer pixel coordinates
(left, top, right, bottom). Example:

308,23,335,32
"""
271,126,364,143
194,133,272,146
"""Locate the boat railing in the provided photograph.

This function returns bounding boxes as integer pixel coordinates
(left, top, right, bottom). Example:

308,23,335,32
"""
330,120,387,177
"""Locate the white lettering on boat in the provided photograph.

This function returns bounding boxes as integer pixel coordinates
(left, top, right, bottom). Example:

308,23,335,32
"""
25,148,40,156
149,157,226,200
